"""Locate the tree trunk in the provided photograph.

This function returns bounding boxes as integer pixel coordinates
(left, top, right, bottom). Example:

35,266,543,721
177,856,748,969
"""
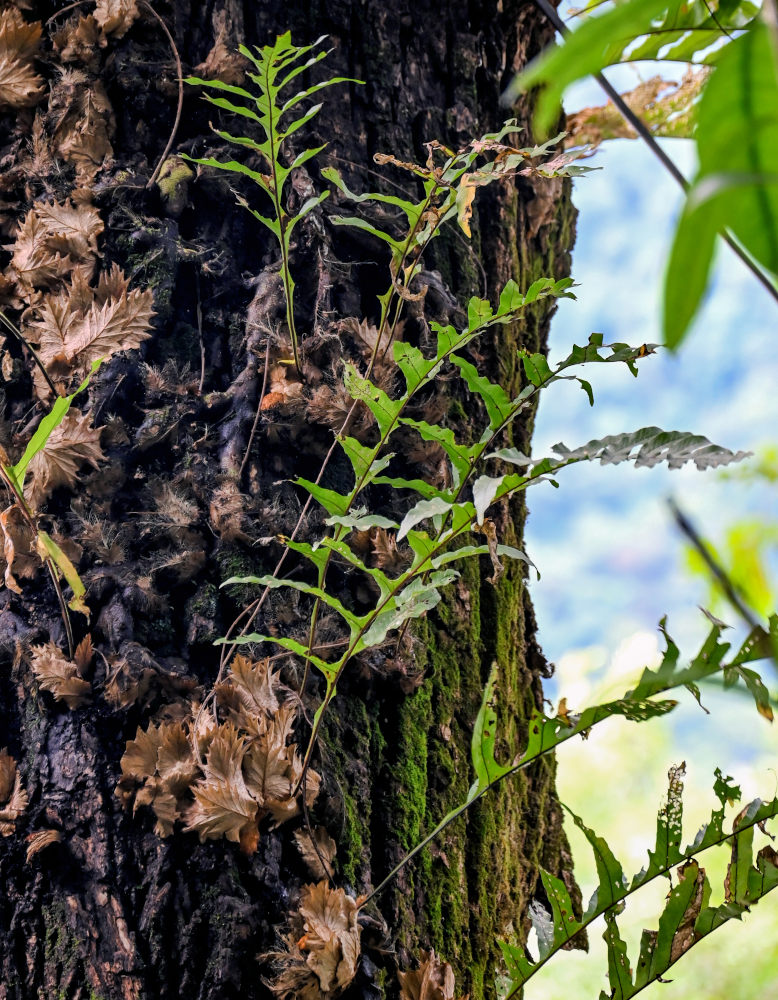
0,1,578,998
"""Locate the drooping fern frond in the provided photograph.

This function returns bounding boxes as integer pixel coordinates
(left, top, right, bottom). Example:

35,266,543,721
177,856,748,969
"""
361,612,776,907
499,762,778,1000
185,33,360,373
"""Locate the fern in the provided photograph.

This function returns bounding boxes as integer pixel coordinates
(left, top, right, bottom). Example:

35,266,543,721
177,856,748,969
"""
499,764,778,999
361,612,777,907
220,305,748,783
185,33,359,373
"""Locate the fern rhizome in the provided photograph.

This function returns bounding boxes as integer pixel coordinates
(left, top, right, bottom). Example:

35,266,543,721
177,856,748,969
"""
0,19,775,1000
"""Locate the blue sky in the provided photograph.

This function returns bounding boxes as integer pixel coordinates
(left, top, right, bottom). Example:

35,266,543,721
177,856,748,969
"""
524,81,778,673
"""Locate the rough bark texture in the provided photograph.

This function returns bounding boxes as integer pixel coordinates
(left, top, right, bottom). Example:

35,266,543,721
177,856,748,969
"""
0,1,578,998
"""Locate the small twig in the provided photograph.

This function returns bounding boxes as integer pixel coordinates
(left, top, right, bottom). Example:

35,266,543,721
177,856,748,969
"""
239,341,270,480
301,769,334,887
45,0,88,24
140,2,184,189
531,0,778,308
196,272,206,395
668,497,761,632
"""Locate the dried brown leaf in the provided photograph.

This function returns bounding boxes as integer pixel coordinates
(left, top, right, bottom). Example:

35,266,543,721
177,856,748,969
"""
371,528,407,574
52,14,104,68
25,828,62,861
26,410,104,509
297,882,361,996
73,633,93,676
30,642,92,709
51,76,114,180
120,723,164,783
9,210,73,289
135,776,180,837
94,0,139,38
0,504,38,593
157,722,198,797
193,9,247,85
185,723,259,846
565,69,707,149
398,950,460,1000
216,654,281,733
29,277,154,375
0,747,28,835
0,8,44,110
294,826,337,881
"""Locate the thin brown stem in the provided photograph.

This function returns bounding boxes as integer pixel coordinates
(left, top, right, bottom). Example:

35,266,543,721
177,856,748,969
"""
239,341,271,480
0,309,59,399
140,2,184,189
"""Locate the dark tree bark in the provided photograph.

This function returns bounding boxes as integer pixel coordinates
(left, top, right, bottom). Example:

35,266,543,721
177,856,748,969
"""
0,1,578,997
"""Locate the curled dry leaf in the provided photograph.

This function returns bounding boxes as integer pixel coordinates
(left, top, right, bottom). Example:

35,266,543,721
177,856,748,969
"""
30,642,92,709
0,504,38,593
0,748,28,836
25,828,62,862
118,720,199,837
294,825,337,881
49,71,115,181
565,69,708,149
26,410,104,510
94,0,140,38
193,8,248,86
398,950,461,1000
185,722,259,849
0,7,44,110
215,654,281,734
52,15,105,69
268,883,361,999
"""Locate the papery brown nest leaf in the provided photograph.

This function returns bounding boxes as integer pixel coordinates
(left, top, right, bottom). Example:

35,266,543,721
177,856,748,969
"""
243,705,320,827
30,642,92,709
215,654,281,734
25,828,62,861
119,720,199,836
134,776,180,837
298,882,361,996
184,722,259,847
0,7,44,110
52,15,105,69
294,825,337,881
0,748,28,836
26,410,104,509
27,272,154,380
156,721,198,796
31,200,103,261
94,0,140,38
371,528,407,574
0,504,39,593
9,209,75,290
194,8,248,86
209,481,251,543
50,74,114,181
398,950,462,1000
